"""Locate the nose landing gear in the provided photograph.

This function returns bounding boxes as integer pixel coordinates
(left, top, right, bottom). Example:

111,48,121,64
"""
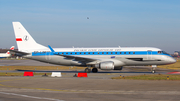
152,70,155,74
151,65,157,74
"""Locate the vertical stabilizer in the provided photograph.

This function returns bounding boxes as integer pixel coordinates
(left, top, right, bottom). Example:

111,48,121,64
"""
12,22,48,52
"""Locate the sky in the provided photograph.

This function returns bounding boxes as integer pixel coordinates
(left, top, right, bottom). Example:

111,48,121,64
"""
0,0,180,53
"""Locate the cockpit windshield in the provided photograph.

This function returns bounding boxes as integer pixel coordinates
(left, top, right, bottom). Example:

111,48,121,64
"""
162,51,170,55
158,51,170,55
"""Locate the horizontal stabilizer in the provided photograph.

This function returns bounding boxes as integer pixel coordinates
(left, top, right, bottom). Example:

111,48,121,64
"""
9,50,30,56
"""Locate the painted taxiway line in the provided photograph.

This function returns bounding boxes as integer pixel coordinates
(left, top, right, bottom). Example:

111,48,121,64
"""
0,91,64,101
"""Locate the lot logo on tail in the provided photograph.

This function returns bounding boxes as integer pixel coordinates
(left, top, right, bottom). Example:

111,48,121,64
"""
23,35,29,41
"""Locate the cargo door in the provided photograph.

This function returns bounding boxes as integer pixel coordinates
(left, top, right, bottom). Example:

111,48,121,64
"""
147,50,152,60
45,52,51,60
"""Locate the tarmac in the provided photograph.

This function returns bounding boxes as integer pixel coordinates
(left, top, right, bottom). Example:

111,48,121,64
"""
0,59,180,101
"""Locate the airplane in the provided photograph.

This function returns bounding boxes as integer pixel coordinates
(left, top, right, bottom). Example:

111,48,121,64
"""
0,46,15,58
11,22,176,73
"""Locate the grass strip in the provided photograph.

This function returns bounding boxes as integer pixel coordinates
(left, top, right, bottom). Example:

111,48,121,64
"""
112,74,180,80
158,59,180,70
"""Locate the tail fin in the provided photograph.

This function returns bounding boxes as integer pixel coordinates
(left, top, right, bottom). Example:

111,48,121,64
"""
6,46,15,54
10,46,15,50
12,22,48,52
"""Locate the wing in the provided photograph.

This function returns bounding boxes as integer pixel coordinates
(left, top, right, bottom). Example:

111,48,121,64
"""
59,54,101,65
59,54,97,61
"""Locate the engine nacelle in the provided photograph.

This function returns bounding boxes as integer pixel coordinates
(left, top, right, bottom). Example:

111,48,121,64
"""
95,61,114,70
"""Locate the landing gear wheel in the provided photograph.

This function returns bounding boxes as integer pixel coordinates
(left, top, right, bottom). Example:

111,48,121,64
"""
85,68,91,73
152,70,155,74
92,68,98,73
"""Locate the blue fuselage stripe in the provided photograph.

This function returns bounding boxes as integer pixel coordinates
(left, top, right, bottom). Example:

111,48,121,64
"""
0,57,6,58
32,51,171,57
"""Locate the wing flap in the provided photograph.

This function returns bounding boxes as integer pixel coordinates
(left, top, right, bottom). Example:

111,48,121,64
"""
59,54,98,62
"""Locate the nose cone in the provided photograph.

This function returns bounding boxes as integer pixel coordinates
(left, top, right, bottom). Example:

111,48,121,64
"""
169,57,176,64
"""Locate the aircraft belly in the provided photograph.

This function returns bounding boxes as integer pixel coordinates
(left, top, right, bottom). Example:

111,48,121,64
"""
0,57,6,58
115,55,167,66
124,61,167,66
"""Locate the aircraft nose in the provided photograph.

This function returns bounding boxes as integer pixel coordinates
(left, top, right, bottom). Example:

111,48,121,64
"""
170,57,176,63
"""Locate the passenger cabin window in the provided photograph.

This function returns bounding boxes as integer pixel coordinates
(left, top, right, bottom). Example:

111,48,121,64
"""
133,52,135,54
102,52,104,54
88,52,90,54
120,52,121,54
129,52,130,54
124,52,126,54
106,52,108,54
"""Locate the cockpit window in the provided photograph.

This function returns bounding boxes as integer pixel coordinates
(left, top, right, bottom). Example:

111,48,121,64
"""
158,51,170,55
158,51,162,54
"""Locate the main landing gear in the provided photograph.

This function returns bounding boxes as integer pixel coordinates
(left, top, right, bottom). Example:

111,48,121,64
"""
151,65,157,74
85,67,98,73
92,68,98,73
152,70,155,74
85,68,91,73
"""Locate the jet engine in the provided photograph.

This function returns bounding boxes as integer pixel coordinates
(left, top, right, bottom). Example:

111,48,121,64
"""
95,61,114,70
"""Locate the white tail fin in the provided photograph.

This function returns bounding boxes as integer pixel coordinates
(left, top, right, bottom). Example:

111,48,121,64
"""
6,46,14,54
12,22,48,52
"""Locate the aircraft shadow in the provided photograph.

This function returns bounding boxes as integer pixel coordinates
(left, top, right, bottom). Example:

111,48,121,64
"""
16,69,151,74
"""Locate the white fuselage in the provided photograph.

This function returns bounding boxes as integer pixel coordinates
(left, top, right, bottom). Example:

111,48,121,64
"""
0,53,11,59
23,47,176,67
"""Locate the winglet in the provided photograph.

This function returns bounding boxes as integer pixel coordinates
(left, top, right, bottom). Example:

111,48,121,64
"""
48,45,55,53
